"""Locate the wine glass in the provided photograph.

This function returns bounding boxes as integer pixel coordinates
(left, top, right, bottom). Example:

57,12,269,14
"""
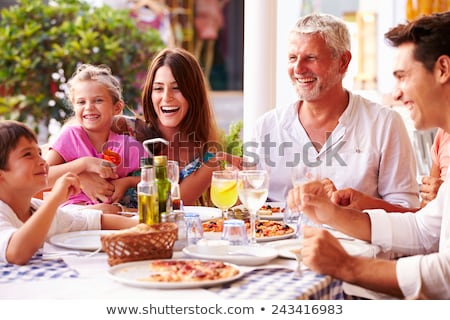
237,170,269,245
210,170,238,220
167,160,181,207
290,165,322,276
290,164,323,235
291,164,321,187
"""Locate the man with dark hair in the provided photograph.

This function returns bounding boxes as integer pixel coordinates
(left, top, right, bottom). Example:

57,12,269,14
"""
287,12,450,299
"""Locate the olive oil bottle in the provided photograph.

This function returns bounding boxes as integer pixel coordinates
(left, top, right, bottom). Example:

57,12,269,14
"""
137,164,159,225
153,155,172,219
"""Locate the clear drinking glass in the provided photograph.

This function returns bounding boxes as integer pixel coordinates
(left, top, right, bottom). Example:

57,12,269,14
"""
237,170,269,245
283,207,301,227
210,170,238,220
184,212,203,246
221,219,248,246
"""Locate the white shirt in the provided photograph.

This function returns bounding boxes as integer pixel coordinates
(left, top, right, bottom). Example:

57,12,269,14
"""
249,92,419,207
0,198,101,263
369,165,450,299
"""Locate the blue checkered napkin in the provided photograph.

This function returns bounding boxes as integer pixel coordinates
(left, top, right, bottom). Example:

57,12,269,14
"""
208,268,343,300
0,253,79,283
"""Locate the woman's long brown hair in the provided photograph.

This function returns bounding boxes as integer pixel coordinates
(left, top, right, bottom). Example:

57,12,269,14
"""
141,47,220,147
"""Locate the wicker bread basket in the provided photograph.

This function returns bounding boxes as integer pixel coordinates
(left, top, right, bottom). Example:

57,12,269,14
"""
101,222,178,266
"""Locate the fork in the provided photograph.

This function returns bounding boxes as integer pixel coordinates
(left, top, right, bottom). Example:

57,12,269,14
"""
43,247,102,260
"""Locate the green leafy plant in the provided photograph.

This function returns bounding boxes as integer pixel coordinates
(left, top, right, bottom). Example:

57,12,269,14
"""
0,0,164,134
223,120,243,157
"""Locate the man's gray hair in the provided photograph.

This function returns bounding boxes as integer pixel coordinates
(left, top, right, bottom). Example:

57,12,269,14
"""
290,13,351,57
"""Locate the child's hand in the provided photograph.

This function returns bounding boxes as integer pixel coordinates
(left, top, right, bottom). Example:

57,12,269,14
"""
109,179,130,203
49,172,81,204
84,157,119,179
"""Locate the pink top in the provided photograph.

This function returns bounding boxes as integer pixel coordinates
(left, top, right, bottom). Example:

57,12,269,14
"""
51,125,146,205
431,128,450,179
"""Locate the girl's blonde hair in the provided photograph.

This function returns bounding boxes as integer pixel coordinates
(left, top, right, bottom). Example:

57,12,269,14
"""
67,64,124,106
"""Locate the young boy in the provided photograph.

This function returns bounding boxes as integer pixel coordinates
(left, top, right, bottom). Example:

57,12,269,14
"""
0,120,137,265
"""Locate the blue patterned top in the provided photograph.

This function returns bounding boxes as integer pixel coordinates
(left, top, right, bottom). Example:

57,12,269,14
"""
179,152,215,182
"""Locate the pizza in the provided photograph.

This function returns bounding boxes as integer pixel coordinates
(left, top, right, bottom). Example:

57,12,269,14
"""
202,220,224,232
230,205,284,217
141,259,239,282
258,204,285,216
252,220,293,237
202,219,294,238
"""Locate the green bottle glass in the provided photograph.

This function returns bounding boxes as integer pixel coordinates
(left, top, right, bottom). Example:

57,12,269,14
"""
137,164,159,225
153,155,172,218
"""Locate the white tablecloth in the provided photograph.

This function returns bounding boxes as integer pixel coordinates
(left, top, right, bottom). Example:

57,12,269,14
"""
0,243,348,300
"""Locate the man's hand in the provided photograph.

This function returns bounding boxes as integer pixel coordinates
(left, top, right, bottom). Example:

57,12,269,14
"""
301,226,354,277
331,188,367,209
420,175,443,207
321,178,337,198
287,181,337,225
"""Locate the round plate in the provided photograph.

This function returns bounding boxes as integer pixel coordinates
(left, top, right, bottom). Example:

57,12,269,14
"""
184,206,222,221
182,245,278,266
49,230,115,251
266,238,376,259
107,259,244,289
203,231,294,243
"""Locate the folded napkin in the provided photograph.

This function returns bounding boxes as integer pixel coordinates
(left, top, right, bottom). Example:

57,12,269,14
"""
0,252,79,283
208,268,344,300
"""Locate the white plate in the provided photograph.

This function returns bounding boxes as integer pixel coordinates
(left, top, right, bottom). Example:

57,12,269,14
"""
49,230,115,251
107,259,244,289
182,245,278,266
203,231,294,243
256,232,295,242
266,238,374,259
184,206,222,221
232,202,286,221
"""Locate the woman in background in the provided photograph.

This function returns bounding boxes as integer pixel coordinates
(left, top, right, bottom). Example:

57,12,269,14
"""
114,48,241,205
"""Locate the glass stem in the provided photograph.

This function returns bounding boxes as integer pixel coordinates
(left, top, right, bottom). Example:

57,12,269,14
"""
249,211,257,244
221,209,227,220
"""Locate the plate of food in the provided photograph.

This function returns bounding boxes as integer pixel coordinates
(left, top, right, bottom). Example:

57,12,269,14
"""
202,219,295,242
182,242,278,266
257,202,286,220
231,202,285,221
265,238,376,259
184,206,222,222
107,259,244,289
49,230,115,251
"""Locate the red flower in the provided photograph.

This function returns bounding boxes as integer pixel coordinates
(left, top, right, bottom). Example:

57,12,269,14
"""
102,149,121,166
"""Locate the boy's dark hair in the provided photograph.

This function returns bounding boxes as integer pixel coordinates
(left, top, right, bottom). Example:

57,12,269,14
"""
0,120,37,170
384,11,450,72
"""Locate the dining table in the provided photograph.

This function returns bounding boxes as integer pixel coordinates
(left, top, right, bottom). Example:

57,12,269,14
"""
0,225,380,301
